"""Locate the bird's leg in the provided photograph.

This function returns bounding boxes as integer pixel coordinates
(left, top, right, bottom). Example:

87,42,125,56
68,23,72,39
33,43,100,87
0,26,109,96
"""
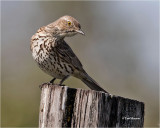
39,82,50,89
39,78,56,90
59,75,70,86
50,78,56,84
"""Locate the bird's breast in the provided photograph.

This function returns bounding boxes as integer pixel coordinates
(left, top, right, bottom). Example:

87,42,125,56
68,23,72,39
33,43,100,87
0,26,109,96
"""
31,32,74,78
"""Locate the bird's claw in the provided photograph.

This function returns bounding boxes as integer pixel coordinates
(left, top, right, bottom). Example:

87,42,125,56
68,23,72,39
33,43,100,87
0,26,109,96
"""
39,82,51,90
59,84,65,86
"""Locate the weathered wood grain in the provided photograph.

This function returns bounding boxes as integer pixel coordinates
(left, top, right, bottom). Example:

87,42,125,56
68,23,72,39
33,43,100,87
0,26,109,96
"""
39,84,144,127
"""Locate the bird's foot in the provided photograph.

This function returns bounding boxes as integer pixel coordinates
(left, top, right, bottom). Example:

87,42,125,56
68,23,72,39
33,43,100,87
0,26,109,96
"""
59,75,69,86
59,84,65,86
39,82,51,90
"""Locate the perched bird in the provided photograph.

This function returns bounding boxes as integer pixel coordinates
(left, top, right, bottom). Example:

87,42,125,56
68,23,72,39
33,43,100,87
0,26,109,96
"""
30,15,107,93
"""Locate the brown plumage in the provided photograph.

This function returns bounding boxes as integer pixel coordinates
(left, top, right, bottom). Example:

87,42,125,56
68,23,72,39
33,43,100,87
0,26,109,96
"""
31,15,107,93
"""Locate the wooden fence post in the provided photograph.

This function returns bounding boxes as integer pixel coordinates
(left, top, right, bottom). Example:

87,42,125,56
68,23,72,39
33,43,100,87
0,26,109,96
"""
39,84,144,127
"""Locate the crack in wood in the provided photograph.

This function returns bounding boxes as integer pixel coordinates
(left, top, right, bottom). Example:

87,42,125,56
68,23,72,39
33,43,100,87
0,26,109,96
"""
39,84,145,128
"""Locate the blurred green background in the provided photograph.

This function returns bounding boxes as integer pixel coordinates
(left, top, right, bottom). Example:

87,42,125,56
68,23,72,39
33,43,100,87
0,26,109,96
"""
1,1,159,127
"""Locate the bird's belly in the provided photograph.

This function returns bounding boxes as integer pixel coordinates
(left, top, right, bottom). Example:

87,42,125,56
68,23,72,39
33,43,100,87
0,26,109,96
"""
32,50,73,79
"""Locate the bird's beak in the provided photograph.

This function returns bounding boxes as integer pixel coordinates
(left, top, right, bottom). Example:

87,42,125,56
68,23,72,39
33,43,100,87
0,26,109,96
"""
76,30,85,35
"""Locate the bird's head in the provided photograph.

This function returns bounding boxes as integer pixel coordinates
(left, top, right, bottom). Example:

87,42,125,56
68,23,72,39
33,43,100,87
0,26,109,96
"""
46,15,85,38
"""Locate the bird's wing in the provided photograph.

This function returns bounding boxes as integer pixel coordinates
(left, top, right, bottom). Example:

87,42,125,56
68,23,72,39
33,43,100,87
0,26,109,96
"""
55,40,83,71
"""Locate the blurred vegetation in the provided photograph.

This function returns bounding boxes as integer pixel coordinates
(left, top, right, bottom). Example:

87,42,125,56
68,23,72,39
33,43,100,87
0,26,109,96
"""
1,1,159,127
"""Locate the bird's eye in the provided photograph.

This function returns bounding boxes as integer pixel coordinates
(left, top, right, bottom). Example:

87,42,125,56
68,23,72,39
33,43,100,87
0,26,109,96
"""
68,21,71,26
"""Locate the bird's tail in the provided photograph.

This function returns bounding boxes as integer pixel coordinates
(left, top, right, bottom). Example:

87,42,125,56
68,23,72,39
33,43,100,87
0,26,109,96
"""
79,72,108,93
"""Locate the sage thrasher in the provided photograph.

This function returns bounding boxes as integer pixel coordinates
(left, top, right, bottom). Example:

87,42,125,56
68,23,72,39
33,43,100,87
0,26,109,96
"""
30,15,107,93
